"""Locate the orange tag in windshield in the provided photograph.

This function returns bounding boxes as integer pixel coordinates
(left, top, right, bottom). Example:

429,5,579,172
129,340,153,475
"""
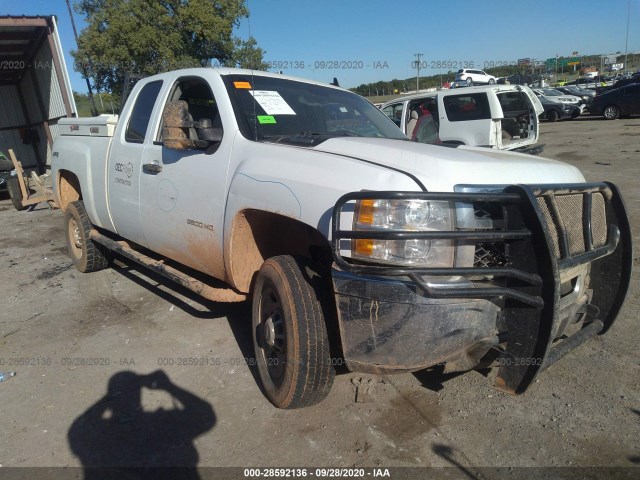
234,81,252,89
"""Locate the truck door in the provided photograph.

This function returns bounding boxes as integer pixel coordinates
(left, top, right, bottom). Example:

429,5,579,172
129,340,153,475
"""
137,76,231,280
107,80,164,246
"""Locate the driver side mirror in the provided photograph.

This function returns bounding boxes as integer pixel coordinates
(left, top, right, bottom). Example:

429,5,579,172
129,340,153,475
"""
161,100,222,150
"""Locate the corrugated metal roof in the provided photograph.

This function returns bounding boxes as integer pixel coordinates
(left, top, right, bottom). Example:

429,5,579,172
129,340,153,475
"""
0,16,55,86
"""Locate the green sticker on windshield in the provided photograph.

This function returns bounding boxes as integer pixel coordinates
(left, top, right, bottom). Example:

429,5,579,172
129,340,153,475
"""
257,115,276,124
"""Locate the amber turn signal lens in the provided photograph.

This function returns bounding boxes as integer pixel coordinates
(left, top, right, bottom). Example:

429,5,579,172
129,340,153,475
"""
357,199,375,225
354,239,374,256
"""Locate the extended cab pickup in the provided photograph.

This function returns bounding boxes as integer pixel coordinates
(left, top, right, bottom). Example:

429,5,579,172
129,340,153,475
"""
52,68,631,409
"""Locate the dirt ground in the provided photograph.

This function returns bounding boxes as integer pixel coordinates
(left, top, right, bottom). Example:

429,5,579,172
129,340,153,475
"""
0,116,639,478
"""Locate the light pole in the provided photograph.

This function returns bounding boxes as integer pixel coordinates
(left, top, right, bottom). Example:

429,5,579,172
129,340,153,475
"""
624,0,631,72
414,53,423,93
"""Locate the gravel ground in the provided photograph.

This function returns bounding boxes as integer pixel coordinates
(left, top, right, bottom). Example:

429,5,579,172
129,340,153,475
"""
0,116,638,478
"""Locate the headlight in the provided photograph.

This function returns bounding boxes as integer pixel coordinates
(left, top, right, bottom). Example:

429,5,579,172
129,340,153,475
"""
352,199,455,267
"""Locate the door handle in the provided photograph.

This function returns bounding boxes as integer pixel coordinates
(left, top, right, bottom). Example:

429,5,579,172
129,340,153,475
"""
142,162,162,174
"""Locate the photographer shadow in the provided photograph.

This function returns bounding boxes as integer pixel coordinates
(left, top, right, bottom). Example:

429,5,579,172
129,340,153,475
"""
68,370,215,480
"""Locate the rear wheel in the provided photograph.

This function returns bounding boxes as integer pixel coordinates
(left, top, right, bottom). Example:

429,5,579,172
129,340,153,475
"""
602,105,620,120
488,78,496,84
7,177,27,211
252,255,335,409
65,201,111,273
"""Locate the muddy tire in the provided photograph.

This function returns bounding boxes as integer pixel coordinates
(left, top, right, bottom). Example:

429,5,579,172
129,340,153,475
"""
7,177,27,211
252,255,335,409
65,201,111,273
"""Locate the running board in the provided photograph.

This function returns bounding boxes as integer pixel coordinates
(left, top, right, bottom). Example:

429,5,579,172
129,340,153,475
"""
89,230,246,303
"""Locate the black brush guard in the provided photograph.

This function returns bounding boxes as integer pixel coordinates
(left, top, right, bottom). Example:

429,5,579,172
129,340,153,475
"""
331,182,632,394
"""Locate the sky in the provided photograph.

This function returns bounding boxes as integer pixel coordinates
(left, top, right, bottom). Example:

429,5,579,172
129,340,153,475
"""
1,0,639,92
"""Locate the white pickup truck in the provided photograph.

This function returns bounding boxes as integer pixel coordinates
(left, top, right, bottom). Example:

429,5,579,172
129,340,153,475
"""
52,68,631,409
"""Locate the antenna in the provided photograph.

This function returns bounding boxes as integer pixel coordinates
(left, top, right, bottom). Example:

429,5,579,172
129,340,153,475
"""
247,0,257,141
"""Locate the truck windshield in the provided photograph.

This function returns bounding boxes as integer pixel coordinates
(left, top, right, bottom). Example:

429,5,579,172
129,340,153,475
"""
223,74,406,143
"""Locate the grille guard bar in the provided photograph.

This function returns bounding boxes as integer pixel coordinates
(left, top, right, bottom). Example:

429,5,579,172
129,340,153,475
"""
331,182,632,394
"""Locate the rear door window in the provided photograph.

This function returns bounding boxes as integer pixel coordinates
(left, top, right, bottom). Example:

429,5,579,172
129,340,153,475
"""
497,92,529,116
443,93,491,122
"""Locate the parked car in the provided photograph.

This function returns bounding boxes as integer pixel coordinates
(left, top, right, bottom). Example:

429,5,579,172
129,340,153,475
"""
555,86,595,106
533,88,585,114
596,75,640,94
454,69,497,86
507,73,547,88
0,150,13,192
536,95,581,121
379,84,543,153
566,78,597,89
590,83,640,119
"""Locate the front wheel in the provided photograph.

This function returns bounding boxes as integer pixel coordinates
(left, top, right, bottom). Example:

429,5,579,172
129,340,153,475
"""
546,109,559,122
65,201,111,273
466,78,473,86
488,78,496,84
252,255,335,409
602,105,620,120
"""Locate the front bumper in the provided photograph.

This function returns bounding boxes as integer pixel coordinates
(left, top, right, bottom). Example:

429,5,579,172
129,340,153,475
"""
555,106,578,120
331,183,632,394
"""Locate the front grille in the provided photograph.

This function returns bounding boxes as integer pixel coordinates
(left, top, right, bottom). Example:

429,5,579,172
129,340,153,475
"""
474,243,508,268
536,193,607,259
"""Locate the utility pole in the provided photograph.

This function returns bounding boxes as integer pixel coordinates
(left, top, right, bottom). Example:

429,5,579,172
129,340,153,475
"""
624,0,631,72
65,0,98,116
414,53,423,93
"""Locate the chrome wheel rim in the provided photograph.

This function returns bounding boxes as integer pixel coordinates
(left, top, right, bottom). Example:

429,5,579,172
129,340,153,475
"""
256,282,286,384
68,217,82,259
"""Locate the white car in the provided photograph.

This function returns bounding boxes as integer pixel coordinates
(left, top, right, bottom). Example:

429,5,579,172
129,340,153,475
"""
454,68,497,86
533,88,586,112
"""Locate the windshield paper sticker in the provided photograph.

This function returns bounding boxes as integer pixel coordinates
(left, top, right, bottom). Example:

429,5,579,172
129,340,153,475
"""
257,115,276,124
249,91,296,115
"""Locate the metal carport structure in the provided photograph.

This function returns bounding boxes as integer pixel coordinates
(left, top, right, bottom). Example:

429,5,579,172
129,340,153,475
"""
0,15,77,173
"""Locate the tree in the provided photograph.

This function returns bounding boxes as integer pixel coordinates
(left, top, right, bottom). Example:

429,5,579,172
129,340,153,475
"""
224,36,268,70
72,0,262,96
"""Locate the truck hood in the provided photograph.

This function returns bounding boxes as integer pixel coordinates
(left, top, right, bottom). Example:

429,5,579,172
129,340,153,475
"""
313,137,584,191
